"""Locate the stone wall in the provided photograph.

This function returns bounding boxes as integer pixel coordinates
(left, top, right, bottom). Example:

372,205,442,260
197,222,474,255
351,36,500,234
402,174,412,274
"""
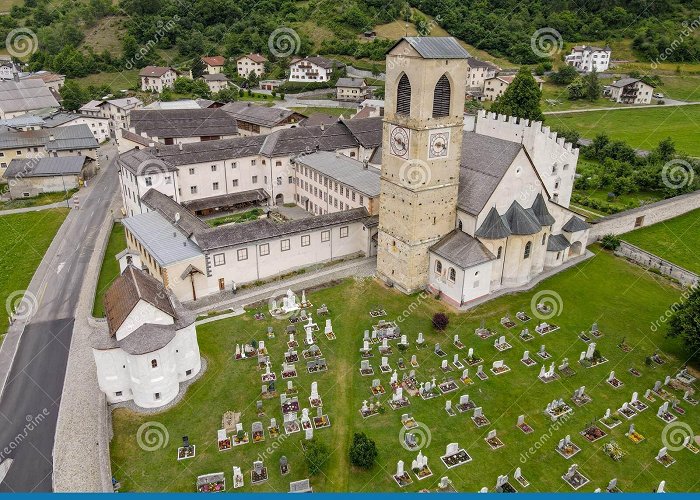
588,190,700,241
614,241,699,287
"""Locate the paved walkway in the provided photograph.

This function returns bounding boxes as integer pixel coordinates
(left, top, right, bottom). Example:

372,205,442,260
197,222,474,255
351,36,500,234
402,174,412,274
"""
185,257,377,315
0,200,69,215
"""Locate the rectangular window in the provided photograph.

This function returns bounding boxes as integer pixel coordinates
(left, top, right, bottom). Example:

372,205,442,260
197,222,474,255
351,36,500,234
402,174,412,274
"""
259,243,270,256
252,175,258,184
232,179,239,187
288,176,293,184
154,392,161,400
237,248,248,261
321,230,330,242
352,191,356,202
231,161,237,168
211,165,217,172
301,235,310,247
145,177,152,186
189,168,195,175
115,391,122,397
281,239,290,251
340,226,349,238
186,369,192,376
213,253,225,266
359,195,364,205
251,159,256,166
190,186,198,194
212,182,219,190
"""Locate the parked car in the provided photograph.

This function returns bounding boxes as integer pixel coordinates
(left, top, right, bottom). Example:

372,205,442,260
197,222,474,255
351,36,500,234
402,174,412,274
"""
653,92,664,98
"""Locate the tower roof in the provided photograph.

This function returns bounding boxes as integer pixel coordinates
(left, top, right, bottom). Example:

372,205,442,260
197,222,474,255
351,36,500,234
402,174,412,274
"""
475,206,511,239
562,216,590,233
531,193,556,225
503,201,542,235
390,37,470,59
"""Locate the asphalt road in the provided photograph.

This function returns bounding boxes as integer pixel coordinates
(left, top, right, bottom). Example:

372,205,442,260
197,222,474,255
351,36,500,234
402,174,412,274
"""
0,147,117,491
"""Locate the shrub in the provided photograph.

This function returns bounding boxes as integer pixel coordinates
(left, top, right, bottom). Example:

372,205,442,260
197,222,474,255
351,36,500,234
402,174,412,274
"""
600,234,622,251
349,432,378,469
304,439,329,476
432,312,449,331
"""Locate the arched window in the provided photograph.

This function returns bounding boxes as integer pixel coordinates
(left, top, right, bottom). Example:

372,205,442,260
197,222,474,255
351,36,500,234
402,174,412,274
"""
497,246,502,259
448,268,456,282
151,359,158,368
396,74,411,116
542,233,547,245
524,241,532,259
432,74,451,118
435,260,442,274
458,220,463,231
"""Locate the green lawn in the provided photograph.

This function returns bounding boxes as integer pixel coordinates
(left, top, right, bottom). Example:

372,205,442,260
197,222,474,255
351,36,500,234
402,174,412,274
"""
547,104,700,156
92,222,126,317
206,209,263,227
0,209,68,333
655,76,700,102
541,81,622,112
0,189,77,211
290,106,356,118
622,207,700,274
75,69,140,90
111,249,700,492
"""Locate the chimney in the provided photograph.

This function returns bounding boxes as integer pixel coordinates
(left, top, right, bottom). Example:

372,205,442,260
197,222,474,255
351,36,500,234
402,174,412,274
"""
49,134,55,141
175,212,181,223
320,123,324,131
178,143,183,151
363,159,369,170
148,142,155,148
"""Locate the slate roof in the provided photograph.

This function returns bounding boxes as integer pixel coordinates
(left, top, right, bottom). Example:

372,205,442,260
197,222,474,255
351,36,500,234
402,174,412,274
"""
296,56,343,69
0,79,59,113
196,207,370,251
547,233,571,252
294,151,380,196
610,78,641,88
221,102,304,128
392,37,470,59
117,323,177,355
503,200,542,235
430,230,496,269
457,132,522,215
181,189,270,212
300,113,339,127
140,188,209,237
562,216,591,233
341,117,383,148
260,121,357,156
475,206,510,239
103,265,176,337
0,124,97,150
531,193,556,225
202,73,229,81
3,156,86,179
467,57,499,70
129,108,238,139
336,77,365,88
139,66,177,77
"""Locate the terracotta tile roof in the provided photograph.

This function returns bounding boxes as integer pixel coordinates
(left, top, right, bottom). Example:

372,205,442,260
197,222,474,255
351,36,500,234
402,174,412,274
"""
202,56,226,66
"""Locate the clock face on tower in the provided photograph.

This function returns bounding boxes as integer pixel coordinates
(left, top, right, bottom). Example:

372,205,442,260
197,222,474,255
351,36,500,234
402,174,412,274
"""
428,130,450,159
389,125,410,158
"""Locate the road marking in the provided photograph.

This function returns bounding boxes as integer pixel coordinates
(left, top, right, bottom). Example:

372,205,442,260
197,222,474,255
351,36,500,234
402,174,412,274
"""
56,262,65,275
0,458,13,484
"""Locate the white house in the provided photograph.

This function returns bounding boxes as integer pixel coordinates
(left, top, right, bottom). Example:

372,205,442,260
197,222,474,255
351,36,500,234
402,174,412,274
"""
41,112,110,143
202,55,226,75
466,57,500,91
139,66,180,93
606,78,654,104
0,59,20,80
236,53,267,78
126,108,238,145
288,56,343,83
2,156,92,198
336,77,369,102
79,97,143,140
91,253,202,408
483,74,544,101
23,71,66,93
565,45,611,72
202,73,230,93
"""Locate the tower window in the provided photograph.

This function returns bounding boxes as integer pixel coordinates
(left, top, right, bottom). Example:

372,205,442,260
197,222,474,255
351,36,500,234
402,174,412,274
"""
432,74,451,118
497,246,502,259
151,359,158,368
396,74,411,116
435,260,442,274
524,241,532,259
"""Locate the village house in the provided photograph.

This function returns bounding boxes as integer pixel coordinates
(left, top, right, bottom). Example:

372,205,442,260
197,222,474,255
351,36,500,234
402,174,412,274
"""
236,53,267,78
202,55,226,75
0,77,59,119
23,71,66,93
483,74,544,101
79,97,144,140
466,57,500,91
565,45,611,73
201,73,230,93
336,77,369,102
2,156,92,199
260,79,284,91
220,102,306,135
91,252,202,408
606,78,654,104
40,112,110,143
288,56,343,83
0,58,20,80
126,108,238,146
139,66,180,93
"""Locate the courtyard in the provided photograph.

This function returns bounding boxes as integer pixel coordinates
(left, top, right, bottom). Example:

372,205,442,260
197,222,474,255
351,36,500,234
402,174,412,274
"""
110,248,700,492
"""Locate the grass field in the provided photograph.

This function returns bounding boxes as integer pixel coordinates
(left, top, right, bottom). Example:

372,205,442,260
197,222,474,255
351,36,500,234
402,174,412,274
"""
0,209,68,333
206,209,263,227
290,106,356,118
80,15,127,56
110,249,700,492
547,104,700,156
92,222,126,317
75,69,140,90
655,76,700,102
0,189,76,211
541,80,622,112
622,208,700,274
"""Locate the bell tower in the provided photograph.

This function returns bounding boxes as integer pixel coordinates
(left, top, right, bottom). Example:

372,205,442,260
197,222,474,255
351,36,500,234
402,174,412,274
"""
376,37,469,293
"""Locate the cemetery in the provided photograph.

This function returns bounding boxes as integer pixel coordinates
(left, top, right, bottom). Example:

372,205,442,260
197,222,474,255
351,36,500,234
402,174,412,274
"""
110,250,700,492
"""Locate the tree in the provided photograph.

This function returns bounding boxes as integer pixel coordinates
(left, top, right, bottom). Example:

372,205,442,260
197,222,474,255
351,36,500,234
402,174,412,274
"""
567,77,585,100
304,439,329,476
490,67,543,122
59,80,86,111
666,286,700,360
191,57,206,79
432,312,449,331
599,234,621,250
349,432,378,469
549,64,579,85
584,68,601,101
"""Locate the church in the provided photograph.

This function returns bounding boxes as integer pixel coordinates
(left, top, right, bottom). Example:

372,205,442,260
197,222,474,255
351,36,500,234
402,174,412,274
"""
113,36,589,310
